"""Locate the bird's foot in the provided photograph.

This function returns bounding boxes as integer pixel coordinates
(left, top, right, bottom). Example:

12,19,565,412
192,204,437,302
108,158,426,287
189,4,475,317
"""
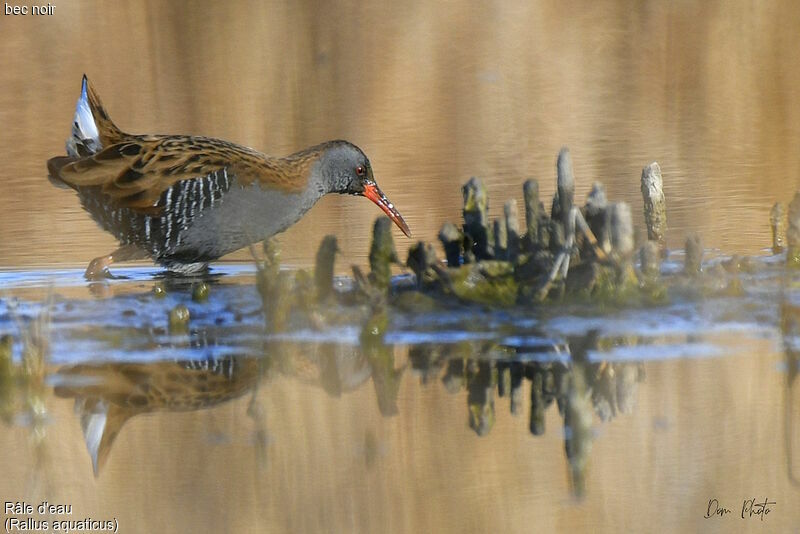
84,245,148,281
85,256,114,281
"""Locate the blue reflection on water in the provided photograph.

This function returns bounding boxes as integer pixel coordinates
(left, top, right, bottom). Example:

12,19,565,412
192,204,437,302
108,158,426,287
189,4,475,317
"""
0,256,789,366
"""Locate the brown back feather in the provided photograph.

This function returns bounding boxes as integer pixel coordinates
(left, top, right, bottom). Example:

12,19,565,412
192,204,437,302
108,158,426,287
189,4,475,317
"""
51,77,338,213
50,135,322,213
84,76,126,147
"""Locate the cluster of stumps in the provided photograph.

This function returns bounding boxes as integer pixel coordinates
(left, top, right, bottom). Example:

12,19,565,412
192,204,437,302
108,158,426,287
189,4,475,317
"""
394,146,799,306
337,146,674,308
255,145,800,315
408,147,667,305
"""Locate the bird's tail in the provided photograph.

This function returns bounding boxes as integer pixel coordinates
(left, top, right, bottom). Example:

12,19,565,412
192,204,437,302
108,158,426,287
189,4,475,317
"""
65,75,125,158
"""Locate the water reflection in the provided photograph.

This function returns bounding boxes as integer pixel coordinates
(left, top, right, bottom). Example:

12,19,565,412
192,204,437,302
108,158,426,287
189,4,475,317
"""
411,331,645,497
1,267,649,498
48,324,642,500
0,250,796,515
53,355,263,475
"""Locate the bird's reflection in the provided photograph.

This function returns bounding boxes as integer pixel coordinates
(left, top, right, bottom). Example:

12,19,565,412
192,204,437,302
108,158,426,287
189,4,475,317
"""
53,355,262,475
45,309,645,501
3,257,648,496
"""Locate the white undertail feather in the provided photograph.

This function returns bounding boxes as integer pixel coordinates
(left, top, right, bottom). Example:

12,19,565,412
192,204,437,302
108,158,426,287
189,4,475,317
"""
77,398,109,476
66,77,102,157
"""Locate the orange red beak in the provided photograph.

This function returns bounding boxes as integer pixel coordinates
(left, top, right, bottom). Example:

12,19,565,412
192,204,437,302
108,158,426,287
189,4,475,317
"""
363,182,412,238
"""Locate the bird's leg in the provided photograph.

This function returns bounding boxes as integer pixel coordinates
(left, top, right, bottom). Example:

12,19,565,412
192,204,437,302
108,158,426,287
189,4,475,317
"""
85,244,148,280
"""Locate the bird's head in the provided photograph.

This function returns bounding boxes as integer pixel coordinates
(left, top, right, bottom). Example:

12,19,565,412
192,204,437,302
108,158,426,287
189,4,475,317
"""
317,141,411,237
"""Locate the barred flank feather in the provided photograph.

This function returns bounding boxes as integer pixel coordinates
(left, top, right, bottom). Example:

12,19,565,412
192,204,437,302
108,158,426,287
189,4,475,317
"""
78,168,234,262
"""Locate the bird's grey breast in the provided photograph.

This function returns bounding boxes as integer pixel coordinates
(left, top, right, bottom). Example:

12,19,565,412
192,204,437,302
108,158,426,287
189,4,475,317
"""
180,175,320,257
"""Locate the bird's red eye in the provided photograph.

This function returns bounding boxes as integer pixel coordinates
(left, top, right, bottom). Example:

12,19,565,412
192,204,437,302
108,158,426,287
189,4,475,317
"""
356,165,365,176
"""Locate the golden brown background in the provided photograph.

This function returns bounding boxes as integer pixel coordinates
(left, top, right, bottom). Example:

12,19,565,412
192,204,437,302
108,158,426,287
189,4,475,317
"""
1,0,799,269
2,2,800,533
1,338,798,533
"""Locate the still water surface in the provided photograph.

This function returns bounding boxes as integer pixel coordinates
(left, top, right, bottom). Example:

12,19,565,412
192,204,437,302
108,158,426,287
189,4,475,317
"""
0,255,798,532
2,1,800,533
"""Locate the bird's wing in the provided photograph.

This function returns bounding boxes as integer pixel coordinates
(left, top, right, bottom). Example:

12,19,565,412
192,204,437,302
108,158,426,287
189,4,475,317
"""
48,134,317,215
48,136,246,214
48,135,300,214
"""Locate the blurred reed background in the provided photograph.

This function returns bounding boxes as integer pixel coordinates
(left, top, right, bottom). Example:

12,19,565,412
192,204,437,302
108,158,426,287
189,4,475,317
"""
1,0,799,269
